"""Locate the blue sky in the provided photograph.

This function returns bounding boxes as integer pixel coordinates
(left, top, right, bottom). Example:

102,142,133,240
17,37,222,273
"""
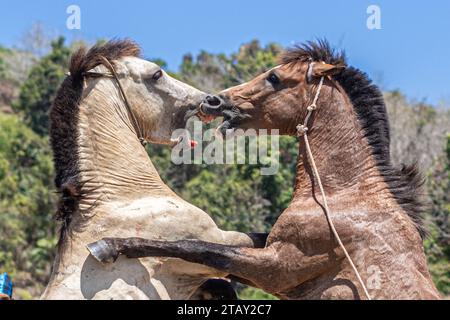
0,0,449,105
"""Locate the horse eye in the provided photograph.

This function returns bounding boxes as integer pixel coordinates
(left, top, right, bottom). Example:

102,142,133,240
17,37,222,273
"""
152,70,163,81
267,73,280,86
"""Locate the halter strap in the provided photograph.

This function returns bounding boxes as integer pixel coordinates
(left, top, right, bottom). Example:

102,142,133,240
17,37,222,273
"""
296,75,324,136
297,70,372,300
82,56,147,147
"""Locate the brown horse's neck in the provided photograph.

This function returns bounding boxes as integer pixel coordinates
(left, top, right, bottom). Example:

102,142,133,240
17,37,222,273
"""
76,80,170,210
292,83,383,202
287,83,440,299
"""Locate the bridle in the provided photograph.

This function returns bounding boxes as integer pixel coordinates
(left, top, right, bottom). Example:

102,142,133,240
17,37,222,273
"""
297,63,372,300
81,56,147,147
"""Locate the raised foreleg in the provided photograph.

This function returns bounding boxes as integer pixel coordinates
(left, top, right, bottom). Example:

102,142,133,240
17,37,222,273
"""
87,237,334,294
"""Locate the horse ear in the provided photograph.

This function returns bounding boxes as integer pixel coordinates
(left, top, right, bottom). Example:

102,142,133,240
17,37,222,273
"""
312,62,346,77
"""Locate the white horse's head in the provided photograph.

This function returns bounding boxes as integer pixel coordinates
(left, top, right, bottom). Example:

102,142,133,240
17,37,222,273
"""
77,40,215,145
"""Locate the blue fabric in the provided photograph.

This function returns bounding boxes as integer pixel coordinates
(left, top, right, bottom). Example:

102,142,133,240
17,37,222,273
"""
0,273,13,298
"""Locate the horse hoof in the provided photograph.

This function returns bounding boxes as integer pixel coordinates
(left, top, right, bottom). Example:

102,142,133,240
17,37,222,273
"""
87,239,118,263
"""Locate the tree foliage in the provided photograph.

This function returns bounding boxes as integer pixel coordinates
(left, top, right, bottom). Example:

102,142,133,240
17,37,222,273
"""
0,36,448,299
424,134,450,294
13,37,70,135
0,113,56,284
0,47,8,80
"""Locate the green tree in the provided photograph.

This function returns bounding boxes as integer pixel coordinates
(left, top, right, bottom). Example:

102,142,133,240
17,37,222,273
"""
177,40,282,92
0,112,56,284
0,46,17,109
13,37,70,135
425,134,450,295
224,40,282,87
182,166,270,232
0,48,7,80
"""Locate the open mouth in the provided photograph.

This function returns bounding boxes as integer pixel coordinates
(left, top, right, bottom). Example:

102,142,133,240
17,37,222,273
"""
197,108,216,124
215,108,251,137
183,103,217,124
216,116,236,137
189,97,252,138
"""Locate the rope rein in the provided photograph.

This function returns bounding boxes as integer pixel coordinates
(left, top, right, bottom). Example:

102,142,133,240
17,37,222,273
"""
296,73,372,300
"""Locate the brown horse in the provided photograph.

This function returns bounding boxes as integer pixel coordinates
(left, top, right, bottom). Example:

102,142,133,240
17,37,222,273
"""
87,40,441,300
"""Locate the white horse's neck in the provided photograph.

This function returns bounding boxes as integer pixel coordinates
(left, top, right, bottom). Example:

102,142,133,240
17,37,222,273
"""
76,79,173,211
42,79,188,299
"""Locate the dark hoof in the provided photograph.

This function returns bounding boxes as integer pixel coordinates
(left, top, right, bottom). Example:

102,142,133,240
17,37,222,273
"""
87,239,119,263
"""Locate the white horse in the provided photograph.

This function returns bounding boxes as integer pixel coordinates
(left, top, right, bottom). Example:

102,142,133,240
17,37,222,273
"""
42,40,257,299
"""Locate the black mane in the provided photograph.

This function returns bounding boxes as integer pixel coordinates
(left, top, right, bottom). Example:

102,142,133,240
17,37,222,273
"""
280,40,426,238
50,39,141,248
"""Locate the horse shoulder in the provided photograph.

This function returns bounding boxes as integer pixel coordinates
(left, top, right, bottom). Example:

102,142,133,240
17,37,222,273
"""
266,203,356,256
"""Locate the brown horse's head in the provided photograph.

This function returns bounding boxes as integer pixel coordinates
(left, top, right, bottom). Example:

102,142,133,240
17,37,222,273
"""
200,40,346,136
200,40,427,239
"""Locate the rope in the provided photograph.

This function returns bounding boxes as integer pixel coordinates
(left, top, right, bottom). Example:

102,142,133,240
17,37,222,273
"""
297,75,372,300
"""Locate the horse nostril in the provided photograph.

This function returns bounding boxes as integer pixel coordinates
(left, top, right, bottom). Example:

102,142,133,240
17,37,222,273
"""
201,95,226,116
205,95,221,107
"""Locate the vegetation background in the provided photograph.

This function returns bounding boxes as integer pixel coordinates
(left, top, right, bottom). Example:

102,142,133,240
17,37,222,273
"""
0,26,449,299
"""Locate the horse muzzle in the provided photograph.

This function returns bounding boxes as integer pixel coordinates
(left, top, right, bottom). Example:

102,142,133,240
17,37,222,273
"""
200,95,224,115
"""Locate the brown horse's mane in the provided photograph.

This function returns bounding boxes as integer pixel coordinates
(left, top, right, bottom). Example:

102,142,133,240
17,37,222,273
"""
50,39,141,248
279,40,426,238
